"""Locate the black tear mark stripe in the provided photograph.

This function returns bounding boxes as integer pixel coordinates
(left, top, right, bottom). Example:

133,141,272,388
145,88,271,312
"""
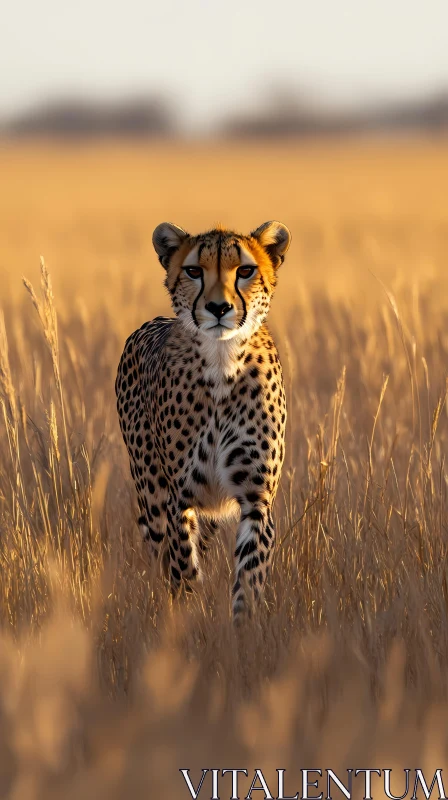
235,275,247,327
232,241,248,327
191,272,205,328
217,231,222,279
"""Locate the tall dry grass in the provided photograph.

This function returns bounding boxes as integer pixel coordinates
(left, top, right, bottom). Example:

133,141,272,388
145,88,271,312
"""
1,140,448,796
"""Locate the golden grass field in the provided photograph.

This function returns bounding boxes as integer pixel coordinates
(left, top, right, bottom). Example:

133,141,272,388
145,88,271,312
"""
1,138,448,797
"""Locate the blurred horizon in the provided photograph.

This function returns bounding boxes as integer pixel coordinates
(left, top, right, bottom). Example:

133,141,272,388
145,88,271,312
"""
2,82,448,138
2,0,448,136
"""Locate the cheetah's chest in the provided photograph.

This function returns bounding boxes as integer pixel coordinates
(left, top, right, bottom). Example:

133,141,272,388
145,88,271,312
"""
146,352,286,515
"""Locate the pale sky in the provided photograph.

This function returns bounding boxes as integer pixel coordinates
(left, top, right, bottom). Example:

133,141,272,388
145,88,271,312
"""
2,0,448,131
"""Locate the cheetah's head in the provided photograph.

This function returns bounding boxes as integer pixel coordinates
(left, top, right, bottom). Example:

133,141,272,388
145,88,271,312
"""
152,222,291,341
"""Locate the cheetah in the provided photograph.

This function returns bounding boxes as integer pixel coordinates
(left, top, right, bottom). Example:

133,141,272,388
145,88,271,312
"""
115,221,291,620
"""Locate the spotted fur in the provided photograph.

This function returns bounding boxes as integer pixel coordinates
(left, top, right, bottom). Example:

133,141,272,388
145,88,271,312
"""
116,221,291,620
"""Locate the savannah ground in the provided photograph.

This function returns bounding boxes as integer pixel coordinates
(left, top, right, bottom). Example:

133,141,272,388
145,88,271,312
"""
1,138,448,797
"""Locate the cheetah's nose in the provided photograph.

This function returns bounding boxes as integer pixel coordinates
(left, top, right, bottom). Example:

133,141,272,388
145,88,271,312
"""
205,301,233,320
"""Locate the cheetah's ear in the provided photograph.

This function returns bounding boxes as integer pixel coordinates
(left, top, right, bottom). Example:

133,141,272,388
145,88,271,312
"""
251,221,291,267
153,222,189,268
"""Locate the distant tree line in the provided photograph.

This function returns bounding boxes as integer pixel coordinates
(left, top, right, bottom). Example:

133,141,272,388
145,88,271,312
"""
3,97,175,137
2,89,448,138
223,89,448,137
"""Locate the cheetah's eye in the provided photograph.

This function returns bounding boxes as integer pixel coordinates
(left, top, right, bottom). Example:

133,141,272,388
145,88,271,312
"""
237,265,256,280
184,266,203,280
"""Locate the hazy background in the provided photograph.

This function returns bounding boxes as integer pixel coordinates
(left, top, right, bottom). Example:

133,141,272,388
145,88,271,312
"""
2,0,448,136
3,3,448,793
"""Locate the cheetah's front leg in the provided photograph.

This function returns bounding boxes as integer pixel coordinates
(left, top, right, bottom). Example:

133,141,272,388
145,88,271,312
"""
232,497,275,620
166,496,201,594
